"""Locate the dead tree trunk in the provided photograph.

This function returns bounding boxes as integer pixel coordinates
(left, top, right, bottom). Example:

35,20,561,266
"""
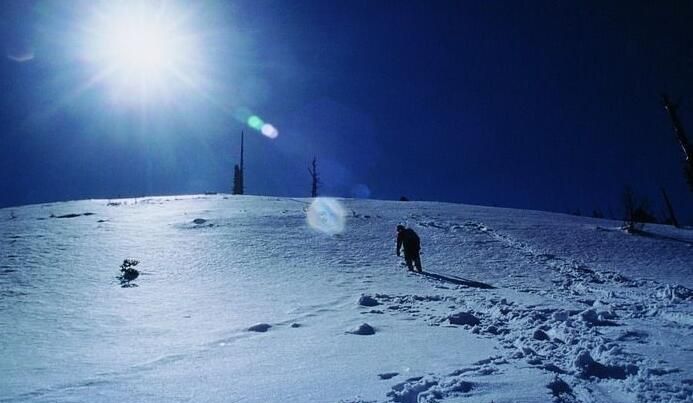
308,156,319,197
232,165,241,195
661,94,693,191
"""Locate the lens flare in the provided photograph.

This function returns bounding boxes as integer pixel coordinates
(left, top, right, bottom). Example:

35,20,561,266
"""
261,123,278,139
233,108,279,139
247,115,264,130
307,198,346,235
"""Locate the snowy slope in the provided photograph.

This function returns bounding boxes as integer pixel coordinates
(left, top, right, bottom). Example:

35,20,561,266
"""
1,195,691,403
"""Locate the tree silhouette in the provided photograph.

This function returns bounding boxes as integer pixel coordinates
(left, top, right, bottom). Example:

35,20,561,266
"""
622,186,656,232
308,156,320,197
661,94,693,191
232,131,244,195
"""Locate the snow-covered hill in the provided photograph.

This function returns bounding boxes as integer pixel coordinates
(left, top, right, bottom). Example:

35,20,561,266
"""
1,195,691,402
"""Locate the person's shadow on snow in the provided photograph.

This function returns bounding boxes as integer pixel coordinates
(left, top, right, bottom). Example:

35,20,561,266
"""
418,271,495,289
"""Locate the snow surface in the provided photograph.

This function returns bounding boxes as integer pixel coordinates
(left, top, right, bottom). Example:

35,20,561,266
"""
1,195,692,402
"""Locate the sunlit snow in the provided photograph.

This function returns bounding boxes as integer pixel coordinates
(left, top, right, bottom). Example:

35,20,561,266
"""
1,195,691,402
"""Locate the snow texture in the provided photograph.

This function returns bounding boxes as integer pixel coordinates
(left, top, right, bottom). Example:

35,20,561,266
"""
1,195,692,402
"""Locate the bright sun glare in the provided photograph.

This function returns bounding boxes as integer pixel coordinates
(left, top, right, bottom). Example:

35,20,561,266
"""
107,19,174,76
83,1,202,103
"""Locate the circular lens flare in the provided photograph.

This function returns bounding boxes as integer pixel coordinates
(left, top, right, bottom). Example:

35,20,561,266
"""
247,115,264,130
261,123,278,139
307,198,346,235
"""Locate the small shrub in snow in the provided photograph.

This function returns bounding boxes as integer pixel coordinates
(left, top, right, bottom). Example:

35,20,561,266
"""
117,259,140,287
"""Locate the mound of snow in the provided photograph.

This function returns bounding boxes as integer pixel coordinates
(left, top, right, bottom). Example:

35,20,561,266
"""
657,284,693,302
348,323,376,335
580,309,618,326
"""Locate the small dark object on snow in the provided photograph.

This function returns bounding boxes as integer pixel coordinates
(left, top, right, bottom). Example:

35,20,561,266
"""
448,311,480,326
121,268,139,282
358,295,380,307
547,376,573,398
55,213,82,219
248,323,272,332
349,323,376,335
193,218,207,225
118,259,140,286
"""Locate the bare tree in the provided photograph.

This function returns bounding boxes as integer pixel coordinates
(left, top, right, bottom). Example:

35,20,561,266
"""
622,186,656,232
308,156,320,197
661,94,693,191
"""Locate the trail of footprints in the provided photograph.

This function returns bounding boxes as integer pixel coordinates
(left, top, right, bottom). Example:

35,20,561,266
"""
353,216,692,402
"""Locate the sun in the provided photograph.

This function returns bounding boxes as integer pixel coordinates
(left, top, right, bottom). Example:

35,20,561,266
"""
106,17,176,76
82,1,203,104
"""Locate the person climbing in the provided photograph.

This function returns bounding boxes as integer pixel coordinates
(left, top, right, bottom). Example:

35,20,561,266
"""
396,224,422,272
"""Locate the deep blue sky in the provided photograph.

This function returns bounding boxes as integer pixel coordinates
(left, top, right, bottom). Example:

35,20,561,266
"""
1,0,692,222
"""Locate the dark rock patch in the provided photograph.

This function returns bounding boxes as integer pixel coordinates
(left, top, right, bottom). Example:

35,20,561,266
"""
248,323,272,332
358,295,380,307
